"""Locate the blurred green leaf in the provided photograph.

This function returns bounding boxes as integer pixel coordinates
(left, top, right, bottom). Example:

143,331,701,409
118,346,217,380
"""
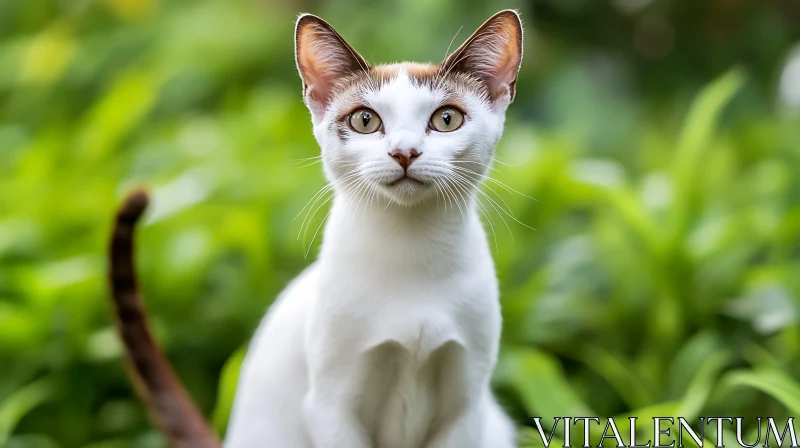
723,368,800,415
212,346,246,436
670,68,745,238
577,345,651,409
676,350,730,418
497,348,593,420
0,378,53,445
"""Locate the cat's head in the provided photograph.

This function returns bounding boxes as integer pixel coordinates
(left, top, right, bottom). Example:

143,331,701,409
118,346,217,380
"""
295,10,523,207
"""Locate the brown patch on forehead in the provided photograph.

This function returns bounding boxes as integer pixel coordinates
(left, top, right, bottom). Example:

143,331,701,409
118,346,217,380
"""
333,62,490,102
371,62,439,85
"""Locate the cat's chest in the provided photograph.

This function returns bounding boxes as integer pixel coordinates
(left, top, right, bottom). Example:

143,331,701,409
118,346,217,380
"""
365,302,465,360
344,276,486,356
316,266,497,357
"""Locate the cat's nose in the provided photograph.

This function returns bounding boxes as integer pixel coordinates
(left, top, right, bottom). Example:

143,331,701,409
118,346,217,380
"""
389,148,421,171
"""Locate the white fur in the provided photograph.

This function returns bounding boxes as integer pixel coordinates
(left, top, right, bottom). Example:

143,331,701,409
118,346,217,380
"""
225,15,520,448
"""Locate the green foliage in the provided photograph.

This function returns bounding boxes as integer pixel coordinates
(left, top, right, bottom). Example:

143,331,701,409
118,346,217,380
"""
0,379,53,446
723,368,800,416
1,1,799,447
211,347,245,436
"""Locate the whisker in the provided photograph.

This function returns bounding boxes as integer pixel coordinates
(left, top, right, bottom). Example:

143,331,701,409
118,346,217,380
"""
440,177,465,220
446,161,538,200
443,177,468,223
303,173,365,254
436,178,453,215
435,22,487,90
451,171,535,231
451,167,516,213
346,177,372,224
431,178,442,212
448,173,514,239
492,157,521,167
436,25,464,87
297,171,362,247
364,180,379,217
295,184,333,222
296,170,360,225
296,159,323,169
448,176,498,252
432,178,451,214
301,191,334,247
305,208,332,259
448,158,502,174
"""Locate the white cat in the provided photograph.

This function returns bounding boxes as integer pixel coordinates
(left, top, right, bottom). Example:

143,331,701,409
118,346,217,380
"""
226,10,523,447
109,9,523,448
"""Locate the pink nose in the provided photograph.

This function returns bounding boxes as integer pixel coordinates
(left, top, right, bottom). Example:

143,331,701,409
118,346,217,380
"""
389,148,421,170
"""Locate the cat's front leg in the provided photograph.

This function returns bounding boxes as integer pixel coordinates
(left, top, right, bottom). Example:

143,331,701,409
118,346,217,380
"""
425,405,484,448
426,392,516,448
302,391,371,448
303,307,373,448
424,345,489,448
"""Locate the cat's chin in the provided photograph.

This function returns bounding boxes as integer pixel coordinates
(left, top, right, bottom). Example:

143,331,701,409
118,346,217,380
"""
377,177,435,207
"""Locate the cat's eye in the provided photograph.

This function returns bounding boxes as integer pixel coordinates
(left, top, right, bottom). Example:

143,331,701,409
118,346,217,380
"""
348,108,382,134
429,106,464,132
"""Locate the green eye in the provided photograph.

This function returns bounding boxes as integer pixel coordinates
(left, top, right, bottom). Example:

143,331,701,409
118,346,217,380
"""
348,108,382,134
429,106,464,132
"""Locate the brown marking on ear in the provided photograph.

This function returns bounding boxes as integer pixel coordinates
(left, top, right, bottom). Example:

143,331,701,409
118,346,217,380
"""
442,10,523,106
295,14,370,115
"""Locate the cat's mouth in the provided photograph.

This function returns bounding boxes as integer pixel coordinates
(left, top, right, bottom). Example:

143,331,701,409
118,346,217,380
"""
386,175,426,187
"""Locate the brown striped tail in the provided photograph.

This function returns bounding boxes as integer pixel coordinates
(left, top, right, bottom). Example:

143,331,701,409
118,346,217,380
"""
109,189,221,448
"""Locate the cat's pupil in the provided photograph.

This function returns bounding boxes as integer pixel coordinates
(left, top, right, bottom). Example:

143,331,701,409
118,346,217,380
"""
442,111,451,126
362,112,371,127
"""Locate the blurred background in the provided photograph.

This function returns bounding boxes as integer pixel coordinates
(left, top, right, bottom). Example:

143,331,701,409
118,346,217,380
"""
1,0,800,447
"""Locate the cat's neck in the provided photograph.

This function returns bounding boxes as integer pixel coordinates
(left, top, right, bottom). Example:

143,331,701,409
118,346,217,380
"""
317,193,489,275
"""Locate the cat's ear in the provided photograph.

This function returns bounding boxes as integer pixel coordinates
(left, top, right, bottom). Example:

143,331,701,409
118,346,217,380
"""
295,14,369,118
442,10,523,108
